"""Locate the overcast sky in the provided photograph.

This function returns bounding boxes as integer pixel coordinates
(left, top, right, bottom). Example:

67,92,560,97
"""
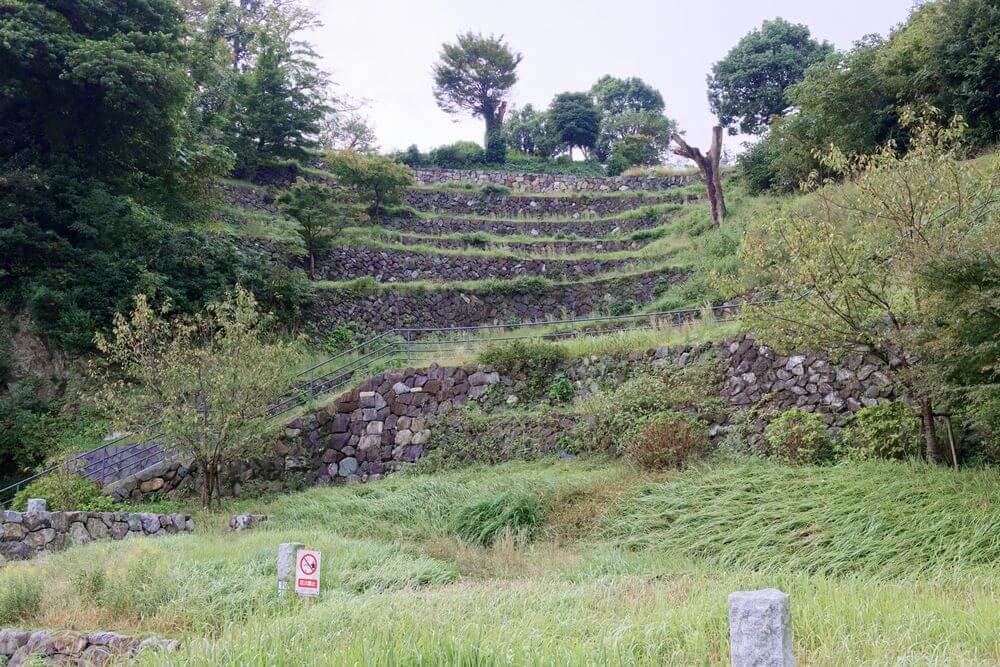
306,0,917,154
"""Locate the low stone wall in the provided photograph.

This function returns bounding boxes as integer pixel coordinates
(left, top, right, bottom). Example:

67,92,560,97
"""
308,246,638,282
218,182,278,214
311,269,685,330
0,509,194,562
375,233,649,254
0,628,178,665
413,168,693,193
404,189,685,217
283,365,505,483
377,213,669,238
103,460,191,502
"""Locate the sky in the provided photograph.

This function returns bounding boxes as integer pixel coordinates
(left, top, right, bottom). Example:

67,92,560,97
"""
306,0,917,155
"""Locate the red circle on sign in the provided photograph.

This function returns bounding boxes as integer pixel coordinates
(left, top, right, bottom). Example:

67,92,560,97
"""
299,553,317,575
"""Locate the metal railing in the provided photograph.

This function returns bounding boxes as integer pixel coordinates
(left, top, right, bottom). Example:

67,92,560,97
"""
0,302,742,507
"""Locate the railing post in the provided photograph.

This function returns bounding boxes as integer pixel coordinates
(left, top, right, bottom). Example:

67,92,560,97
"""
405,330,413,365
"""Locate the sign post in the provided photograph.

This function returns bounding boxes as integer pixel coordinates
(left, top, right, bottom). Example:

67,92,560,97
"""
277,542,304,598
294,547,321,597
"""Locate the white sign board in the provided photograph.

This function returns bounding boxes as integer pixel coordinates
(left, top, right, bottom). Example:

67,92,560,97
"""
294,548,321,597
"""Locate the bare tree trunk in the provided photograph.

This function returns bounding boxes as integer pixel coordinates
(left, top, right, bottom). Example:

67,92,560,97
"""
309,252,316,280
919,397,944,463
671,126,727,225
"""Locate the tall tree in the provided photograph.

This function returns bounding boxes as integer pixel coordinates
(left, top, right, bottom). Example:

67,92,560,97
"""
672,128,727,225
707,18,832,135
432,32,522,163
549,92,601,160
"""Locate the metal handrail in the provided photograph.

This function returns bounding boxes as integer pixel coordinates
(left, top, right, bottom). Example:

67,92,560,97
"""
0,301,746,506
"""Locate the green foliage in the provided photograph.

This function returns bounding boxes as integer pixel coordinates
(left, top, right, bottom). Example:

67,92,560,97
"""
842,402,923,461
546,373,573,404
12,469,115,512
278,178,363,277
328,151,414,222
590,75,665,117
479,340,567,401
428,141,486,168
480,183,511,197
549,92,601,156
433,32,522,147
417,413,549,473
0,569,42,625
450,493,545,546
763,409,832,464
708,18,833,134
622,411,709,471
322,324,357,355
503,104,561,158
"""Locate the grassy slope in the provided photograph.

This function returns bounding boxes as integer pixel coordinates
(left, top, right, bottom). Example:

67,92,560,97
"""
1,458,997,665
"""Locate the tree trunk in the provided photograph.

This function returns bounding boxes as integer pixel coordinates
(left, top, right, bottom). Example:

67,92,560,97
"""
309,252,316,280
199,465,214,509
919,397,944,463
671,126,727,225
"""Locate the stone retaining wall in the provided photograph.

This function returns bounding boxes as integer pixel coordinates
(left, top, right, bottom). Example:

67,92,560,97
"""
311,270,685,330
219,182,278,214
0,628,177,665
375,233,649,254
405,189,685,217
413,168,693,193
103,460,191,502
309,246,638,282
0,509,194,562
377,213,669,238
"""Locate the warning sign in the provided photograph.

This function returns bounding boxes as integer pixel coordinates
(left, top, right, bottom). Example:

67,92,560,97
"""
294,548,321,597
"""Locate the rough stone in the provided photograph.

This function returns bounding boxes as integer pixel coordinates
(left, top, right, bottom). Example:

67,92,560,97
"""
728,589,795,667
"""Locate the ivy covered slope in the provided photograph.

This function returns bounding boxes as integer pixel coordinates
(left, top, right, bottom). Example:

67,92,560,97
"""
0,459,996,664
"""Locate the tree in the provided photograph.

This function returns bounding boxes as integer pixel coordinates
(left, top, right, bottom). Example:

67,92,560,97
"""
738,115,999,462
278,179,364,278
319,112,378,153
671,127,727,225
432,32,522,163
707,18,833,135
329,152,414,222
94,288,299,507
590,75,665,117
549,93,600,160
504,105,560,158
607,135,659,175
596,109,675,163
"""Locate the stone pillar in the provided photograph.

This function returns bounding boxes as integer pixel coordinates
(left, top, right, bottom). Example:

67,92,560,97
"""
26,498,47,513
728,589,794,667
277,542,304,598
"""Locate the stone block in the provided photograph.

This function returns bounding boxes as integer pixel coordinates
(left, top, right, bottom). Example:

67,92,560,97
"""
26,498,47,513
338,457,359,477
728,589,794,667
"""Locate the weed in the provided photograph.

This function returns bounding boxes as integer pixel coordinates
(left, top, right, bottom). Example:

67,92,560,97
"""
450,493,546,546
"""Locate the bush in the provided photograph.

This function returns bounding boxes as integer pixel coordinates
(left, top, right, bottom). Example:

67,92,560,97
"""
0,569,43,624
450,493,545,546
479,341,567,401
763,409,832,464
12,468,116,512
480,183,511,197
841,401,922,460
322,324,356,355
623,411,709,471
547,373,573,404
428,141,486,169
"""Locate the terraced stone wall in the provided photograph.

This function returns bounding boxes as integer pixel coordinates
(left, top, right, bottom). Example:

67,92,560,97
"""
377,214,667,237
311,270,685,330
375,234,649,254
404,189,686,217
0,509,194,562
413,168,693,192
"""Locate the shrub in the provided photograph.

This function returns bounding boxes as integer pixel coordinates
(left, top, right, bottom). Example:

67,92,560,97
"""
580,374,672,452
480,183,511,197
428,141,486,169
623,411,709,471
12,468,116,512
547,373,573,404
763,409,832,464
0,569,43,624
450,493,545,546
479,340,567,401
841,401,922,460
322,324,356,355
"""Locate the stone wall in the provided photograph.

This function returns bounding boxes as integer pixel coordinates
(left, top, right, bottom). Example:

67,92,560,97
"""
377,213,669,238
218,181,278,214
413,168,693,193
404,189,687,217
103,460,191,502
311,269,685,330
0,628,177,665
0,509,194,562
375,233,649,254
308,246,638,282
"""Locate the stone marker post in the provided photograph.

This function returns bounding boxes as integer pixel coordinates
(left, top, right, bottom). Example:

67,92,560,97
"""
277,542,304,598
26,498,47,513
728,589,794,667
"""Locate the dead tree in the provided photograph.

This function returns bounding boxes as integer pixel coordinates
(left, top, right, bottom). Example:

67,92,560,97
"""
671,126,727,226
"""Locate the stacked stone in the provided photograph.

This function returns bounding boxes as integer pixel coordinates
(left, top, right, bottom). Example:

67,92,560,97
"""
217,182,277,214
378,234,648,254
0,508,194,562
412,168,693,193
103,460,191,502
404,190,684,218
282,365,500,484
0,628,178,666
374,214,670,238
307,246,636,282
311,269,685,332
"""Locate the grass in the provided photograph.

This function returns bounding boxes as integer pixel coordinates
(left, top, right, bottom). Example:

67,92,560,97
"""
413,201,683,223
1,458,997,665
